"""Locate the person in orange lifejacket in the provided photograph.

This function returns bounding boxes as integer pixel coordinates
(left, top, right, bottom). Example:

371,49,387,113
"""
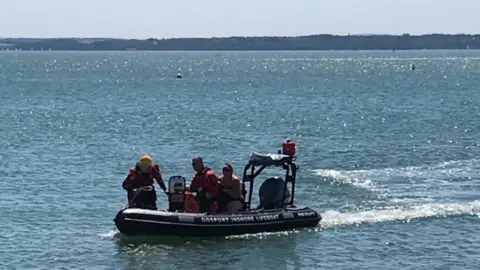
122,155,167,209
187,156,219,213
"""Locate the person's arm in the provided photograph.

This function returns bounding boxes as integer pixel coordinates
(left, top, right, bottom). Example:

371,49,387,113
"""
122,169,137,190
204,173,219,199
189,175,199,192
122,172,134,190
221,178,242,199
153,166,167,192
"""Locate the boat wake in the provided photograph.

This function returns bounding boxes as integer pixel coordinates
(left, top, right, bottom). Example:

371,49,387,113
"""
313,158,480,201
312,159,480,228
320,200,480,228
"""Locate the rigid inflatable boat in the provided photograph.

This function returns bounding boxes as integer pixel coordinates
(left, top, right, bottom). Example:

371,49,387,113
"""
114,148,321,237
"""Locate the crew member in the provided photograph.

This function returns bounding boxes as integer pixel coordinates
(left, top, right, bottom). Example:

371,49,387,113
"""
217,163,244,213
122,155,167,209
188,156,219,212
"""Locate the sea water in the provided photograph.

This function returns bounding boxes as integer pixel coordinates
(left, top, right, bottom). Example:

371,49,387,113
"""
1,50,480,269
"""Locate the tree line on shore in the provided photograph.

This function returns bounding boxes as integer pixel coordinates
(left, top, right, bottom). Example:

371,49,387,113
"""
0,34,479,51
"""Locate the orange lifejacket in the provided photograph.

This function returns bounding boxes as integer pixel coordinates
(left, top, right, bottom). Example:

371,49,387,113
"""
184,192,200,213
184,191,218,213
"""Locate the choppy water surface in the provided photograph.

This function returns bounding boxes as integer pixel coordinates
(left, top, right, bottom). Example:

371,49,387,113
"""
1,50,480,269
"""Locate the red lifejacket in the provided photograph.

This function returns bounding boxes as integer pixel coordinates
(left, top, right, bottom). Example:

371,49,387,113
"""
189,168,218,197
123,164,162,190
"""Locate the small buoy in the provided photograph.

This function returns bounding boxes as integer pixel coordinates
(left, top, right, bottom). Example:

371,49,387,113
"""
176,73,182,79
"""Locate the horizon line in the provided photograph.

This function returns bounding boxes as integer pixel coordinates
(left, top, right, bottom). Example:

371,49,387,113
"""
1,33,480,40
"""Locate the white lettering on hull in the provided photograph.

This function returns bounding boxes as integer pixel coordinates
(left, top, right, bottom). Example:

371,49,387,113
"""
201,217,230,223
255,215,280,221
296,212,316,217
231,216,255,222
200,214,281,223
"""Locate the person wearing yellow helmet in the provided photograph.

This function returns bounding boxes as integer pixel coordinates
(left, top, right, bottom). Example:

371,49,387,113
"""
122,154,167,209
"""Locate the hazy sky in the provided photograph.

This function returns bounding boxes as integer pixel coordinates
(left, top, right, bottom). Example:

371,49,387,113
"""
1,0,478,38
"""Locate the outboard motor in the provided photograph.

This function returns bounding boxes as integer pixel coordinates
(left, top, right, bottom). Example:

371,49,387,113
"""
259,176,291,209
168,176,186,212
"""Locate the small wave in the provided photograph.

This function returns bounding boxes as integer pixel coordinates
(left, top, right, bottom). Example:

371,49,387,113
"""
226,230,298,240
99,229,119,239
388,197,435,204
314,168,379,191
264,57,480,62
320,200,480,228
360,159,480,182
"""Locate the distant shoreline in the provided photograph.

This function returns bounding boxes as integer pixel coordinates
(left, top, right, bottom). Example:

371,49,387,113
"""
1,34,479,51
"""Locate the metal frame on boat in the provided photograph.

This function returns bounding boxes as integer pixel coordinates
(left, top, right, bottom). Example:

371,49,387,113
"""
242,152,297,210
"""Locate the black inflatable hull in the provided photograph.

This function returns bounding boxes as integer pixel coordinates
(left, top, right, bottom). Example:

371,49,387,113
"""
114,207,321,237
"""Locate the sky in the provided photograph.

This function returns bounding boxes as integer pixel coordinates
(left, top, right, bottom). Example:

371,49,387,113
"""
0,0,479,39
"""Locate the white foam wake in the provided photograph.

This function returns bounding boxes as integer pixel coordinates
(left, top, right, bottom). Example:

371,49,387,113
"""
314,168,376,190
313,159,480,195
99,229,119,239
320,200,480,228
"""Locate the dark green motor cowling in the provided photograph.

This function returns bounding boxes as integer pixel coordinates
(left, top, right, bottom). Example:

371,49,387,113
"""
259,176,291,209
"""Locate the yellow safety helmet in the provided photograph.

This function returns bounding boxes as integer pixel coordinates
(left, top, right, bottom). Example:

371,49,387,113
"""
139,155,153,165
